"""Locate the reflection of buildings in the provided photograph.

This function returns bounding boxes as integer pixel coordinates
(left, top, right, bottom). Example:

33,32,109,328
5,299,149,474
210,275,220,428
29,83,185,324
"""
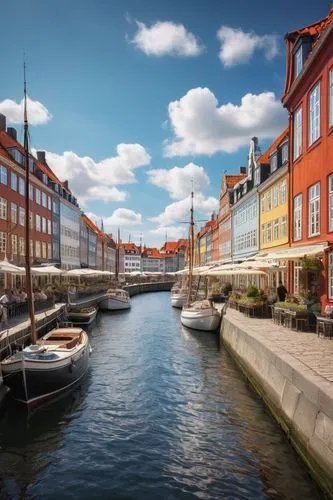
0,382,89,498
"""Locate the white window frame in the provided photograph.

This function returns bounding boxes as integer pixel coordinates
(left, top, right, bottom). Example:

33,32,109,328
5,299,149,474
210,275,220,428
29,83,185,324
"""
19,207,25,226
280,180,287,205
281,215,287,238
0,197,7,220
294,194,302,241
273,185,279,208
329,175,333,231
11,172,17,191
308,182,320,237
271,154,277,173
36,214,41,232
35,188,41,205
0,232,6,253
11,234,17,255
19,177,25,196
0,166,7,185
273,219,279,240
309,82,320,145
294,46,302,78
294,106,302,160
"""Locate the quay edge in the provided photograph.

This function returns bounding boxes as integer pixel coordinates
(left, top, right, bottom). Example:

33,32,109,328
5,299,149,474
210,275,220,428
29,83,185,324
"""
220,310,333,498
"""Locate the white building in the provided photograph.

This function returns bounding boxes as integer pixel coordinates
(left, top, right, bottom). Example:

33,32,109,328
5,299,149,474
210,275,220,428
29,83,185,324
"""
60,195,81,270
121,243,141,272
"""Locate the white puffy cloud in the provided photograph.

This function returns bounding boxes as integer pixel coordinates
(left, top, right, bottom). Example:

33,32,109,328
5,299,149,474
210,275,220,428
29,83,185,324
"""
217,26,279,67
150,193,219,226
147,162,210,200
150,225,186,240
87,208,142,230
0,96,52,125
130,20,203,56
37,144,151,203
164,87,286,157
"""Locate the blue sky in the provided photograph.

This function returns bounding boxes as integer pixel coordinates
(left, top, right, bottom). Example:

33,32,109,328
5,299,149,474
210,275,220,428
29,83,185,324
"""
0,0,330,246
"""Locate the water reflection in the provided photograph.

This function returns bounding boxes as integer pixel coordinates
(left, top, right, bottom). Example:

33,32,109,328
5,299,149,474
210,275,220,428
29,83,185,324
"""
0,379,89,499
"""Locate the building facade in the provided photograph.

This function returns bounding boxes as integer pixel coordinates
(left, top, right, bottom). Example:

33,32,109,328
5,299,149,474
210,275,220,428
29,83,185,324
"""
60,191,81,270
141,247,165,273
282,6,333,308
121,243,141,272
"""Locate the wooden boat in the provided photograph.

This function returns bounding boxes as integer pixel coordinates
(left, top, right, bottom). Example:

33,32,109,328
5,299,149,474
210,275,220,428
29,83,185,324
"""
1,328,90,408
171,287,187,308
99,289,131,310
67,306,97,325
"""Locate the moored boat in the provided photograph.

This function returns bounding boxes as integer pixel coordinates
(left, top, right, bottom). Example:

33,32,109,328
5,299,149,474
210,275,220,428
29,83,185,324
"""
67,306,97,325
180,300,221,331
171,289,187,308
99,289,131,310
1,328,90,408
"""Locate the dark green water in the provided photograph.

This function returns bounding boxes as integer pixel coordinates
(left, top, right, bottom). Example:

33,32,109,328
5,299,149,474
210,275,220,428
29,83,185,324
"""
0,292,321,499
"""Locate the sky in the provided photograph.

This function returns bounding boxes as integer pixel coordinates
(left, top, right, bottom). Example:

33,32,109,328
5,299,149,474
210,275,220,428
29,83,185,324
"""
0,0,331,247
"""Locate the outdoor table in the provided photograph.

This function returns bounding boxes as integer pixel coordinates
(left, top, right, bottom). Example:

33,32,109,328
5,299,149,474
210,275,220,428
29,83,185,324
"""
316,316,333,339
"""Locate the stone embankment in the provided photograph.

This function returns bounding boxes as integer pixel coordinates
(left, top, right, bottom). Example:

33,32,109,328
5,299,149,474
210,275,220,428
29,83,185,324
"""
124,281,174,297
220,309,333,497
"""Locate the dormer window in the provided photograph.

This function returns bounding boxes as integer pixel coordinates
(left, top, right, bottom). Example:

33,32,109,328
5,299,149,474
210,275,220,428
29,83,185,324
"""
294,46,303,78
254,166,260,186
281,143,288,164
42,173,48,184
270,153,277,173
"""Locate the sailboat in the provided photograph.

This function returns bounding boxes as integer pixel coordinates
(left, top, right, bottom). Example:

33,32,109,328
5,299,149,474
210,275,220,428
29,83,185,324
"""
99,228,131,310
180,191,221,332
0,66,91,408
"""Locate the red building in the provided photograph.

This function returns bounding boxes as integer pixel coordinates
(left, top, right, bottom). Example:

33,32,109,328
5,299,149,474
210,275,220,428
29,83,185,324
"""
0,116,54,274
218,170,246,263
282,6,333,309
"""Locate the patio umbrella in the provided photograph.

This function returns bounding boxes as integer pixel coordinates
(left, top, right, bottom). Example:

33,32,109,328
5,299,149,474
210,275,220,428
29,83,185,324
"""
0,259,25,274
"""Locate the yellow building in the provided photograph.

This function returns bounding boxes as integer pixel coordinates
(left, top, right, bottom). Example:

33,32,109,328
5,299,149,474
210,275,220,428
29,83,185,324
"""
258,129,289,252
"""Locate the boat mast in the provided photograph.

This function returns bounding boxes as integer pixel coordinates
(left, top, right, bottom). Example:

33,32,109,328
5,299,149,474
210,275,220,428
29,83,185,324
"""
23,62,37,344
185,190,194,307
115,227,120,281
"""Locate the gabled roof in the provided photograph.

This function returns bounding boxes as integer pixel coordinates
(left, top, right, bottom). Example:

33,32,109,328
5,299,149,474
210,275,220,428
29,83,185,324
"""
142,247,163,259
120,242,140,253
225,174,247,188
258,127,288,164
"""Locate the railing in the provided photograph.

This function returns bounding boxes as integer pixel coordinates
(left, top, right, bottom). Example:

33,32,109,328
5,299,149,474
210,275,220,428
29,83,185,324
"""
7,296,55,319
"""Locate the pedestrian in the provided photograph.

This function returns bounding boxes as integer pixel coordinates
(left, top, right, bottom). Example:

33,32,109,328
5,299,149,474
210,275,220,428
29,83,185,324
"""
0,288,10,327
277,281,288,302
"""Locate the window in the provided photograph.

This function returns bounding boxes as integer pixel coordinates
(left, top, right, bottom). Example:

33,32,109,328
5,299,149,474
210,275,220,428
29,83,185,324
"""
11,203,17,224
271,154,277,172
273,185,279,208
29,184,34,200
19,177,25,196
42,217,47,233
280,180,287,205
42,192,47,208
0,198,7,220
329,253,333,299
281,216,287,238
19,207,25,226
36,214,41,231
266,190,272,211
42,242,47,259
261,194,266,213
42,173,48,184
11,172,17,191
48,196,52,211
328,68,333,127
29,211,34,229
47,243,52,259
0,232,6,253
273,219,279,240
308,183,320,237
329,175,333,231
294,194,302,241
267,222,272,243
309,83,320,145
30,240,34,258
294,46,302,78
35,241,41,258
47,219,52,235
35,188,41,205
19,237,25,256
294,107,302,160
0,166,7,185
261,224,266,245
11,234,17,255
282,143,288,164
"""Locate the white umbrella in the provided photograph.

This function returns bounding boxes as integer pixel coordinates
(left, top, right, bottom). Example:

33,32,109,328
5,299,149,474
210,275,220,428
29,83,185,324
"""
0,259,25,274
31,266,62,275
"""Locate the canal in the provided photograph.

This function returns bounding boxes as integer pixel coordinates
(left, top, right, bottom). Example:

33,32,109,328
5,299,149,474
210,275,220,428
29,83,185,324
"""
0,292,321,499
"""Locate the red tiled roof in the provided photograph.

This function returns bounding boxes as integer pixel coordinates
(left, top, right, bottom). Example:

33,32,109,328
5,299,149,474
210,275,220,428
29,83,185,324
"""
142,247,164,258
286,4,333,39
225,174,246,188
120,242,140,253
258,127,288,164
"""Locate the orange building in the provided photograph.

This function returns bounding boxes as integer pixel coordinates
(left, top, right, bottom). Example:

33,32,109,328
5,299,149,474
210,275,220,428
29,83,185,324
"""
281,5,333,309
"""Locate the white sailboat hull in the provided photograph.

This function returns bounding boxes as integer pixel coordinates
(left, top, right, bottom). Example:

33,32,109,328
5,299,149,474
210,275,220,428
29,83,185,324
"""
180,307,221,331
100,296,131,310
171,293,187,308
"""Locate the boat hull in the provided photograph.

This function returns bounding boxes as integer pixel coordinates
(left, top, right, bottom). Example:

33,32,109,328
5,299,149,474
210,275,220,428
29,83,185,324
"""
1,337,90,408
99,297,131,310
171,293,187,308
180,308,221,331
67,309,97,325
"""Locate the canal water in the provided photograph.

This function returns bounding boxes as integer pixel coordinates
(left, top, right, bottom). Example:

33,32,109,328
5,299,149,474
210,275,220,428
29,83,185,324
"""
0,292,321,499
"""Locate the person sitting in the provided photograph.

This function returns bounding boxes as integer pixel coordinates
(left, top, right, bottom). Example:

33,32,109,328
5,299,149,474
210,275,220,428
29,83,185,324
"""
39,290,47,300
19,289,27,302
0,289,10,326
277,281,288,302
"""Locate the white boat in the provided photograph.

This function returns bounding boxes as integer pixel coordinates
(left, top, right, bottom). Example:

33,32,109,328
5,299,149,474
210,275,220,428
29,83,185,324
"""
67,306,98,325
171,287,187,308
1,328,90,408
181,300,221,331
99,289,131,310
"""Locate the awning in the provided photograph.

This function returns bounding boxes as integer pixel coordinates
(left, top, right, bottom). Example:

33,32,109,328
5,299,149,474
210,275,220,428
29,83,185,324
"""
0,259,25,274
31,266,62,275
261,243,326,261
207,268,267,276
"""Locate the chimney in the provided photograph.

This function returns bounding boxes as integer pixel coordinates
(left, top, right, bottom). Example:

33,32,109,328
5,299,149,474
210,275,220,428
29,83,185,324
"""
63,180,69,190
37,151,46,164
0,114,6,131
7,127,17,141
240,166,246,174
